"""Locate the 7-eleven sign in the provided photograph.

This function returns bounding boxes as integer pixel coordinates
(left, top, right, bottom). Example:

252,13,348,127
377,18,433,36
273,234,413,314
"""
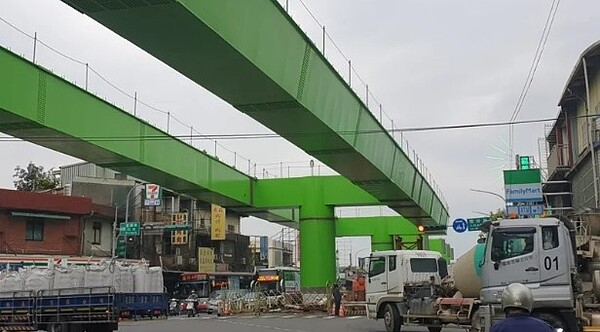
144,184,162,206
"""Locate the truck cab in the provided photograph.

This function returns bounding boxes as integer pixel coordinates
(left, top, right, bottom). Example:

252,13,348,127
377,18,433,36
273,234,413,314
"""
366,250,448,320
478,217,579,331
480,218,576,308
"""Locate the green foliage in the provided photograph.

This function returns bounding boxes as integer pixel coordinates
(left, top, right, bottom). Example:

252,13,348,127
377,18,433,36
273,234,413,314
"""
13,162,59,191
489,208,505,221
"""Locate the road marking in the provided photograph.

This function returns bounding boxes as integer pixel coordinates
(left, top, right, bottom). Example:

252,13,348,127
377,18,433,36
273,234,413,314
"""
217,319,311,332
345,316,362,320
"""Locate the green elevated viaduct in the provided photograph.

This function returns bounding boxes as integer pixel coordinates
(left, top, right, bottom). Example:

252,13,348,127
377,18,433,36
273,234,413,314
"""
60,0,449,225
1,0,452,288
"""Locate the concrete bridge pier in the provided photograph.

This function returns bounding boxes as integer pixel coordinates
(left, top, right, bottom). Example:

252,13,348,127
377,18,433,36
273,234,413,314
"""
299,202,335,288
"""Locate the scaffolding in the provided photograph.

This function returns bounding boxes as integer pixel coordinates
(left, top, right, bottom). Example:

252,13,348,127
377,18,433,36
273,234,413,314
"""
335,238,353,269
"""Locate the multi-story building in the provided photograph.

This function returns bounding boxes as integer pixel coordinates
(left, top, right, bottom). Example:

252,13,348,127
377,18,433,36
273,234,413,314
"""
249,229,298,269
59,162,250,272
0,189,114,258
545,41,600,214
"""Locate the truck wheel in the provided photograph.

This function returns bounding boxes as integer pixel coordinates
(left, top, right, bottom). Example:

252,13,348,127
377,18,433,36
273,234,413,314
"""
383,303,402,332
532,312,567,332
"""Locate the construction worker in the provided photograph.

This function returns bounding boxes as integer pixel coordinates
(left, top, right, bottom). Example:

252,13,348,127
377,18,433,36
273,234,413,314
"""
332,284,342,316
491,283,554,332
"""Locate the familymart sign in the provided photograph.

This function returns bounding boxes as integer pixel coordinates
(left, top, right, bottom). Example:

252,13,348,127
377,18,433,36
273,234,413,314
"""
504,169,543,203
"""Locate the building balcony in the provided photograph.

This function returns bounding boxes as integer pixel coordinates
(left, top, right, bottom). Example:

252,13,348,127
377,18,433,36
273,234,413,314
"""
547,144,571,180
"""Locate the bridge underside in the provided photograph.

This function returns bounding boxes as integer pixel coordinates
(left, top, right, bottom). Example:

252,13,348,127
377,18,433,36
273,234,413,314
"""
61,0,449,226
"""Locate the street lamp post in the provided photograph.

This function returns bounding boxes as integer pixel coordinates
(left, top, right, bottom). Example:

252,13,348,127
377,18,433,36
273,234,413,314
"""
124,182,145,259
354,248,371,267
469,188,506,204
470,188,507,219
125,183,145,224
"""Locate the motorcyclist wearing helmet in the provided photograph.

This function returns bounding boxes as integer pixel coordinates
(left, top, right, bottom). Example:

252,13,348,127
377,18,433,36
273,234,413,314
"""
491,283,554,332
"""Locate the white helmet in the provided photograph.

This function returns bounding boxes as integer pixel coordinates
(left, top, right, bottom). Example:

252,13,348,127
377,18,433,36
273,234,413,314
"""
501,283,533,313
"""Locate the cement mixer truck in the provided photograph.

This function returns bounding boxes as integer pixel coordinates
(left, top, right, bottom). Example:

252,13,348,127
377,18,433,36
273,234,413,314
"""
366,216,600,332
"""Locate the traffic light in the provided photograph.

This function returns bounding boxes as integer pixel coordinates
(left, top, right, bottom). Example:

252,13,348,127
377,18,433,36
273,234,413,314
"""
116,237,127,258
127,236,135,243
517,155,531,170
417,225,447,234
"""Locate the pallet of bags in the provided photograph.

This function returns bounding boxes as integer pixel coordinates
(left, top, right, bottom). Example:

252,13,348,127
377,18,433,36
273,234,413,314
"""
53,265,84,289
0,270,24,292
22,267,54,291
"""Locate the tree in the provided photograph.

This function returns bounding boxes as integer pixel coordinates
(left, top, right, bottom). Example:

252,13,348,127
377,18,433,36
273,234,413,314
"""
13,162,59,191
489,208,505,221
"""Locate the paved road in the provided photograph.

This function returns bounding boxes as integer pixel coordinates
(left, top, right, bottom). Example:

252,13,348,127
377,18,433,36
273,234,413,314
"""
118,314,469,332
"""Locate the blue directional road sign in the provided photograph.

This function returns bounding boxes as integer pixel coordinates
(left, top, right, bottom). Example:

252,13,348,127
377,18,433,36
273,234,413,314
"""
452,218,468,233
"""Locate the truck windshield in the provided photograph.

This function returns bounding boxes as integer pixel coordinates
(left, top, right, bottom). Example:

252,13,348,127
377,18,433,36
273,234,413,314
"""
491,227,535,262
410,258,438,273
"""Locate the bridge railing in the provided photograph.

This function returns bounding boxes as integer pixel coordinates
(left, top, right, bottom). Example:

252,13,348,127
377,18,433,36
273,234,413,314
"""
0,7,447,210
272,0,448,209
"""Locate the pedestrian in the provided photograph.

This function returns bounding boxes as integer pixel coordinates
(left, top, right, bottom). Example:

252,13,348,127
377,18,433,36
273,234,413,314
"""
332,284,342,316
490,283,554,332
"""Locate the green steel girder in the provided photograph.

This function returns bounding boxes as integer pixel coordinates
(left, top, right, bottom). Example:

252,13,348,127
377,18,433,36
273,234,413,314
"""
0,46,399,222
0,46,253,207
336,217,452,260
336,216,418,238
337,216,418,252
60,0,449,226
252,176,380,209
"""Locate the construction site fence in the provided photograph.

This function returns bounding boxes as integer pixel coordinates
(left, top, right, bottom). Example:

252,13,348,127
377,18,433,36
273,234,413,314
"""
217,287,366,317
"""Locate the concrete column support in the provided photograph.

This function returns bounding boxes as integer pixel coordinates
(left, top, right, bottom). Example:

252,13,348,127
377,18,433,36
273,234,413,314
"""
299,180,336,288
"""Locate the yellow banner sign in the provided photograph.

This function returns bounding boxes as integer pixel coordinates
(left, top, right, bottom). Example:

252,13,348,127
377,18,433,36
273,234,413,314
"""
198,247,215,273
211,204,226,240
171,212,188,223
171,230,188,245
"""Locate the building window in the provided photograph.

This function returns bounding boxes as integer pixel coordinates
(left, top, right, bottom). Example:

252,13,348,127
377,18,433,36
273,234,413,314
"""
26,219,44,241
92,222,102,245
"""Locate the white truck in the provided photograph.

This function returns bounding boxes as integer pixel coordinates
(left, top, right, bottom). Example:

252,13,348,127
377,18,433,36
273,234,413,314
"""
366,217,600,332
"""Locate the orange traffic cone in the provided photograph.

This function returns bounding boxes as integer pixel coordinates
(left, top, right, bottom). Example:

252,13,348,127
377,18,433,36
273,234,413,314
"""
339,305,346,317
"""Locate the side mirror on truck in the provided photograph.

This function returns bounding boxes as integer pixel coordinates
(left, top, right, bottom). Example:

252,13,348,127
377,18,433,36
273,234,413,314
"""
438,258,448,278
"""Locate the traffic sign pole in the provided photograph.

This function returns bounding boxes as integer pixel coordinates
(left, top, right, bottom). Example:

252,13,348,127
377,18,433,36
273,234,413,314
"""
452,219,467,233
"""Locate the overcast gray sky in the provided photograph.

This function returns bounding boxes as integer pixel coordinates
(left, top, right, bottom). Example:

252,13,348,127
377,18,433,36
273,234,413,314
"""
1,0,599,259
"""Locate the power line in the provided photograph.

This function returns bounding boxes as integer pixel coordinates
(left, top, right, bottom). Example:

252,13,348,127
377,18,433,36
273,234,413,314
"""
510,0,560,123
509,0,561,164
0,113,587,143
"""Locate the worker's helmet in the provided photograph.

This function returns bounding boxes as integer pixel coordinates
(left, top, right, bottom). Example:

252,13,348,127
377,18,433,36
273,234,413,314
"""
501,283,533,313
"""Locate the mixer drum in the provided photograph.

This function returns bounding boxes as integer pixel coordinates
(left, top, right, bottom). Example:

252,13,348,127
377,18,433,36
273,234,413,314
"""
453,243,485,298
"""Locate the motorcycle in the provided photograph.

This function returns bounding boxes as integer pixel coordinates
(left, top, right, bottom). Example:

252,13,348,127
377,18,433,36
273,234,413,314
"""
185,299,197,317
168,298,180,316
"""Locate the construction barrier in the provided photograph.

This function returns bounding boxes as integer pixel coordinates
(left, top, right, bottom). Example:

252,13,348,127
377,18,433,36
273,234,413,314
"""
214,287,367,317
